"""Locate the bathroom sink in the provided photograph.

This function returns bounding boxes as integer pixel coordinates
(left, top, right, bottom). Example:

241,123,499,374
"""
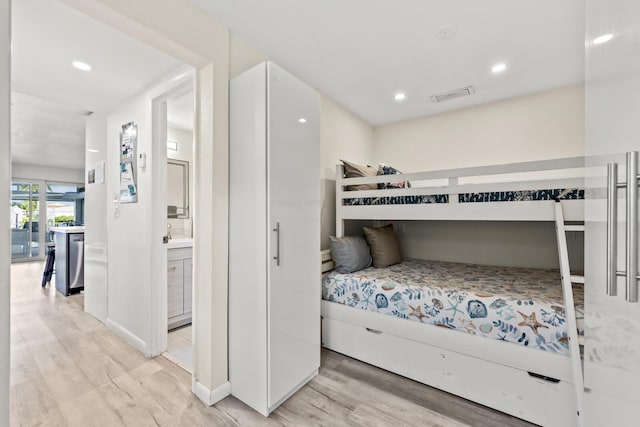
166,237,193,249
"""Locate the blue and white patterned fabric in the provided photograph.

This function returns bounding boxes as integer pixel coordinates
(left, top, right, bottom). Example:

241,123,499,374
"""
377,164,411,189
343,195,449,206
459,189,584,203
342,188,583,206
322,259,584,354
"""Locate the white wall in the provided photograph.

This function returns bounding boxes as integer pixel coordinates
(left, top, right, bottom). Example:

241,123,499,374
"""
84,113,109,323
11,163,84,184
167,126,193,238
320,96,374,249
394,221,584,271
368,85,585,269
374,84,584,171
0,0,10,423
105,94,153,351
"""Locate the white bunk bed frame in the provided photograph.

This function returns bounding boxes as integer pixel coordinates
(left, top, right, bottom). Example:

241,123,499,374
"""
322,157,585,427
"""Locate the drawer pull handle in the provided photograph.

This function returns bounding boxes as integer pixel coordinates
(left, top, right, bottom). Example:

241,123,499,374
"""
365,327,382,335
527,371,560,383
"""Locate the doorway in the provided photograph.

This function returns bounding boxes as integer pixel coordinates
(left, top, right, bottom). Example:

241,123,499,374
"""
2,1,230,418
156,82,196,372
10,182,40,261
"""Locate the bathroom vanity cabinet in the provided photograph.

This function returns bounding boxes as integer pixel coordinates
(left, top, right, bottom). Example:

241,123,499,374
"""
167,244,192,330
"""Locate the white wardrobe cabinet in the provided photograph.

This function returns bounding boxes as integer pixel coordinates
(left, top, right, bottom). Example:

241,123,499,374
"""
229,61,321,416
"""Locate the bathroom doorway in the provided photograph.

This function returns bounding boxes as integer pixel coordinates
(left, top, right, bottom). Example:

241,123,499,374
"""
145,71,197,372
163,86,195,372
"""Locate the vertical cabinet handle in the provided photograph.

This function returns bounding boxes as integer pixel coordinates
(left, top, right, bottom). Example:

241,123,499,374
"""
273,222,280,266
626,152,638,302
607,162,618,296
606,151,640,302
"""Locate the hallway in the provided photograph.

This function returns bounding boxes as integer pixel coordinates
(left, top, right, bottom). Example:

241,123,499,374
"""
10,262,235,425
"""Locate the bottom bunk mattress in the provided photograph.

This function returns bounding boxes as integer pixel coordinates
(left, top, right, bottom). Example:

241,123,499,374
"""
322,259,584,355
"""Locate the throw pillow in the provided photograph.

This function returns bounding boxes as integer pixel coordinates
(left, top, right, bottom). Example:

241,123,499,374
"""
363,224,402,268
329,235,373,273
341,159,378,191
377,164,411,189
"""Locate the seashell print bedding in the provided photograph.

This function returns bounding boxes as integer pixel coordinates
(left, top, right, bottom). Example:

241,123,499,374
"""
322,258,584,354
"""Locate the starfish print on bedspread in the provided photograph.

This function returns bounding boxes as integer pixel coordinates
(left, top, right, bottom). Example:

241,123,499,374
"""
408,304,428,322
445,300,464,319
517,311,549,335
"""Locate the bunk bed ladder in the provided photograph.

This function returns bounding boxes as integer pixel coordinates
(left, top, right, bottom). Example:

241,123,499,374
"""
553,200,584,427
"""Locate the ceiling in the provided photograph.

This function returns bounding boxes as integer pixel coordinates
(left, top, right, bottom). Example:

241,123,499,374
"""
11,0,182,170
193,0,585,126
168,91,195,132
11,92,89,170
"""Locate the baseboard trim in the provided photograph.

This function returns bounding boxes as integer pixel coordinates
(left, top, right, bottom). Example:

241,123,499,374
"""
106,318,148,356
193,380,230,406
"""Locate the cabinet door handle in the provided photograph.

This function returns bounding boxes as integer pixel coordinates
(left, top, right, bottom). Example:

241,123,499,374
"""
273,222,280,266
626,151,638,302
606,151,640,302
607,162,618,296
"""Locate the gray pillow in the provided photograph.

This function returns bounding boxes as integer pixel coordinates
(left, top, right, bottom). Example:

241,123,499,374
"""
363,224,402,268
329,236,372,273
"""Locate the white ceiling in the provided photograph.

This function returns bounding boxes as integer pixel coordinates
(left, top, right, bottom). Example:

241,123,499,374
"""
11,92,89,170
11,0,182,170
168,91,195,132
193,0,585,126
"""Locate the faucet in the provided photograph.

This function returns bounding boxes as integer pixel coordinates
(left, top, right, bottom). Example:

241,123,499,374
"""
167,223,172,240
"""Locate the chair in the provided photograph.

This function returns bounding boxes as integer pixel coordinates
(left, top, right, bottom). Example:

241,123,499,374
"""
11,228,29,256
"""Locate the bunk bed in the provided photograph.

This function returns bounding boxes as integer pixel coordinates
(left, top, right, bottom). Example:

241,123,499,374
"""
321,157,585,427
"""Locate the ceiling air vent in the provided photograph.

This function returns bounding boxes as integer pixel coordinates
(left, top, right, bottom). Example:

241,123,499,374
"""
431,86,475,103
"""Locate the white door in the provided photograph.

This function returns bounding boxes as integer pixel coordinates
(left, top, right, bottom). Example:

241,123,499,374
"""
0,0,10,424
267,63,320,408
584,1,640,425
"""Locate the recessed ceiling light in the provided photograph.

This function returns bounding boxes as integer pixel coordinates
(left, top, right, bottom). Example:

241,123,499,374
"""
593,33,614,45
87,149,99,153
491,63,507,73
394,92,406,101
72,61,92,71
298,118,307,123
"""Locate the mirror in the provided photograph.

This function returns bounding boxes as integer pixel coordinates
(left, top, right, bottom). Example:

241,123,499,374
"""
167,159,189,218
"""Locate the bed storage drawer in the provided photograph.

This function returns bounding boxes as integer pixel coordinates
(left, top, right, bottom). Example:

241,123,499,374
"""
322,317,577,427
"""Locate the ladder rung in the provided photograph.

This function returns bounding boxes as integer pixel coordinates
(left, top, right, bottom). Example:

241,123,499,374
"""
565,225,585,232
571,275,585,284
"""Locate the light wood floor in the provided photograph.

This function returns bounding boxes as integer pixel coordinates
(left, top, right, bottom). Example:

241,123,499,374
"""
10,262,533,426
165,325,193,373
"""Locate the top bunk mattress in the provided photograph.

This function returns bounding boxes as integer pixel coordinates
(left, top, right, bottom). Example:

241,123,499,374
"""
322,259,584,355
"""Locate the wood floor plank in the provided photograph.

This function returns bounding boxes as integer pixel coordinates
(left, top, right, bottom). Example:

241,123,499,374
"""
58,389,126,427
10,261,535,427
10,376,59,423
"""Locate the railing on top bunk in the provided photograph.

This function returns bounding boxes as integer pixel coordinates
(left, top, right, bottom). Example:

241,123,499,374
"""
336,156,586,234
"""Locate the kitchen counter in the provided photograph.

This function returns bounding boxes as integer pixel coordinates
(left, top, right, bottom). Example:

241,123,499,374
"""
51,226,85,233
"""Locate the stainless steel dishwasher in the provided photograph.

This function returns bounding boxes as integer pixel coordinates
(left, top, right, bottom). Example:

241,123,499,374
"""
68,233,84,292
54,229,85,296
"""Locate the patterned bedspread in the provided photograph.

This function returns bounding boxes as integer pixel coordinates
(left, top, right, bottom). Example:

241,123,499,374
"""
322,259,584,354
342,188,584,206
